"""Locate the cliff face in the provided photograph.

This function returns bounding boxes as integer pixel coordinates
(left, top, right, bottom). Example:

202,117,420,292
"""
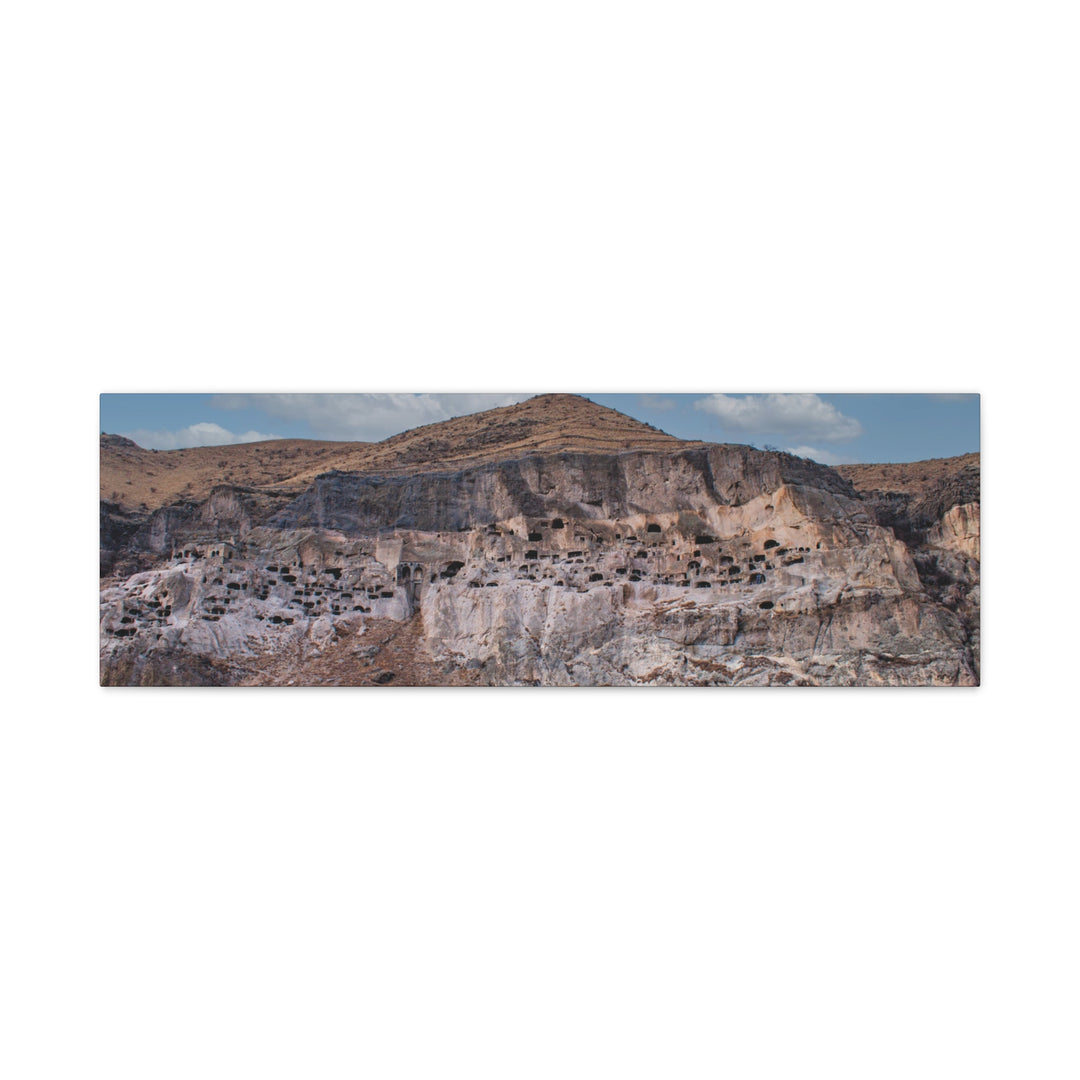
269,446,860,534
839,454,980,680
100,436,980,686
99,500,145,577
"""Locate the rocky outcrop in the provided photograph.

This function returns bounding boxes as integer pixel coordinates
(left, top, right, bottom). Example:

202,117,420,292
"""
846,460,980,543
100,433,138,449
270,446,860,534
101,441,980,686
840,457,981,682
927,502,980,560
130,486,297,555
99,500,148,577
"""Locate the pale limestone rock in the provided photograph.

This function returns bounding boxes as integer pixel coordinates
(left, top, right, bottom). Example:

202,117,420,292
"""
927,502,980,560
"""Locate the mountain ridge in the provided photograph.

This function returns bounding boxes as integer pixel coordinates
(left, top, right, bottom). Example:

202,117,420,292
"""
101,394,698,510
101,393,977,513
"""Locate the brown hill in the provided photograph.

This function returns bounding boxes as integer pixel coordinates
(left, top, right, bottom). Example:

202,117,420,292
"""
99,436,357,512
352,393,691,472
836,453,980,497
101,394,693,512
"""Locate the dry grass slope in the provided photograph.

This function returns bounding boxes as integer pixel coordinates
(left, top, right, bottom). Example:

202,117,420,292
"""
836,452,980,497
99,436,356,512
101,394,695,511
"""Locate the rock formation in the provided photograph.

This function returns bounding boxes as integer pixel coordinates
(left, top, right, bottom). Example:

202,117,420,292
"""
100,395,980,686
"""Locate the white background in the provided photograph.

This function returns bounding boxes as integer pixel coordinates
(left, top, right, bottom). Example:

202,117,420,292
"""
3,1,1078,1077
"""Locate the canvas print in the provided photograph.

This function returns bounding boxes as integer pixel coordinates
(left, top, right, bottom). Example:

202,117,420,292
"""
100,393,980,686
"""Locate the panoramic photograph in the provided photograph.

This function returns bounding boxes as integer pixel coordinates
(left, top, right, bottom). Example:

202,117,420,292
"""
99,392,980,687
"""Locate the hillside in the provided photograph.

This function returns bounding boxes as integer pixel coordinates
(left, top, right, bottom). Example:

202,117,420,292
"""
100,396,980,686
837,453,980,497
101,394,693,512
99,435,355,512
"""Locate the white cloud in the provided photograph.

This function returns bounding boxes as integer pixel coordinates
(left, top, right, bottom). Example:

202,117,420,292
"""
694,394,864,443
121,422,282,450
784,445,858,466
210,393,536,441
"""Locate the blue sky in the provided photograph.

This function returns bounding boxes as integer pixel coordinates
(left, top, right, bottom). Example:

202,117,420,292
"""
101,393,979,465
